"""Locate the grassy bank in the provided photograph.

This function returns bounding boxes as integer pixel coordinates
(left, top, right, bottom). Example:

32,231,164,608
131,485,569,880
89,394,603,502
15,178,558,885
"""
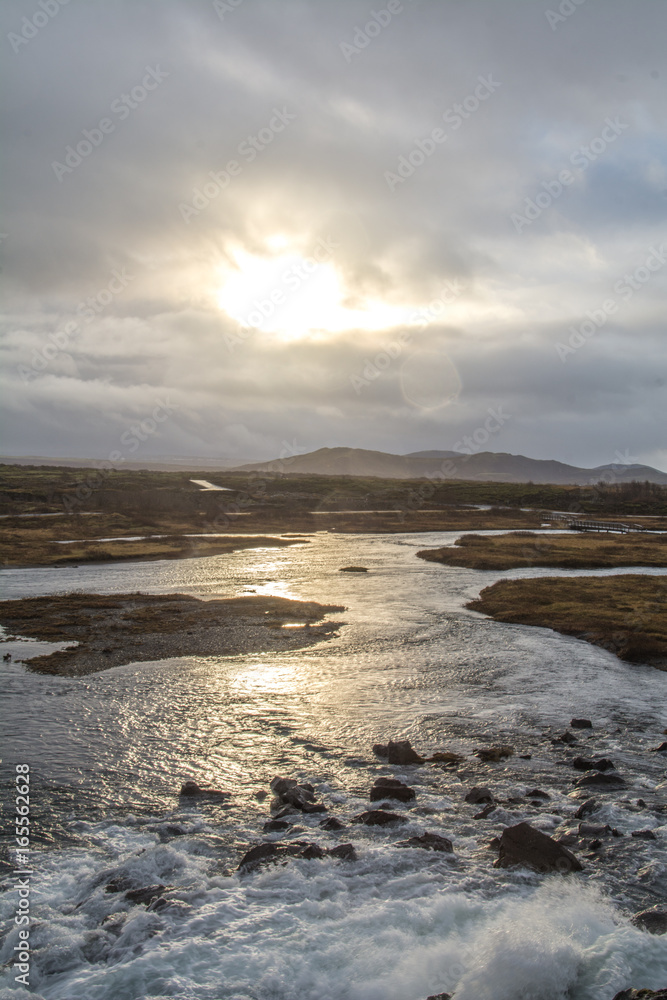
418,531,667,570
467,575,667,669
0,593,345,676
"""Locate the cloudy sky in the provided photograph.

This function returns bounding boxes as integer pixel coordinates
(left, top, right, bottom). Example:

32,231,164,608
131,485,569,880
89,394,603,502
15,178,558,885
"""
1,0,665,469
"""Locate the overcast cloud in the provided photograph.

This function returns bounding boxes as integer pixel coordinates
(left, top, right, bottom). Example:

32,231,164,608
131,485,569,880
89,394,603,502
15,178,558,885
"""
1,0,665,469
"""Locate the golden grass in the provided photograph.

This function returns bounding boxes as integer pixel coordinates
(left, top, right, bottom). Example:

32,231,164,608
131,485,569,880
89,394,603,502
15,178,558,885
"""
467,575,667,669
418,531,667,570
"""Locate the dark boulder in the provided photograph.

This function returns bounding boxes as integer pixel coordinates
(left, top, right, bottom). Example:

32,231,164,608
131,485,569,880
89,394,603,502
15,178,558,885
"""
263,819,291,833
269,776,327,813
370,777,416,802
495,822,582,873
237,840,325,872
373,743,389,757
353,809,407,827
386,740,425,765
464,786,494,804
631,829,657,840
570,718,593,729
574,798,597,819
572,757,614,771
631,907,667,934
125,884,168,906
573,772,626,788
426,750,465,764
328,843,357,861
319,816,345,831
555,730,578,744
395,832,453,853
578,822,612,837
474,804,496,819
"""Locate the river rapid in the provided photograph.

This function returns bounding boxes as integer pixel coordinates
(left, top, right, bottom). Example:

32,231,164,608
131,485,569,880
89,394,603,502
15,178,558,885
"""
0,530,666,1000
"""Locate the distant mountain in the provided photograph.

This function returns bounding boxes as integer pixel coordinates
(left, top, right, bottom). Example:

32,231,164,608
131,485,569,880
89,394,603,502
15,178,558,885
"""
236,447,667,485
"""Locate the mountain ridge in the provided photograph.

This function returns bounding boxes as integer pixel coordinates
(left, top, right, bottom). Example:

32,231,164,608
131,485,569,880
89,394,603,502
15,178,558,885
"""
235,446,667,485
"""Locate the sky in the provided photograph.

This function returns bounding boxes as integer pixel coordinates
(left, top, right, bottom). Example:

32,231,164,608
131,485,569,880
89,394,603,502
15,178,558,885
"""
1,0,666,470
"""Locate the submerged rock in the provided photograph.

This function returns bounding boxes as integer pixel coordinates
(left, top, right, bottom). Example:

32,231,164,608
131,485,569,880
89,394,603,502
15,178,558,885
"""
370,777,415,802
464,786,494,804
631,907,667,934
474,804,496,819
426,750,465,764
573,772,626,788
263,819,291,833
179,780,230,798
631,829,657,840
353,809,407,827
339,566,368,572
650,741,667,752
475,745,514,762
125,884,168,906
395,832,453,853
426,994,453,1000
570,718,593,729
555,730,578,744
526,788,550,800
495,821,583,873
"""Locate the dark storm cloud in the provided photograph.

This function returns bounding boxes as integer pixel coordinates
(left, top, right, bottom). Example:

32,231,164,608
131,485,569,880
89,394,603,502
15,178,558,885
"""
1,0,665,469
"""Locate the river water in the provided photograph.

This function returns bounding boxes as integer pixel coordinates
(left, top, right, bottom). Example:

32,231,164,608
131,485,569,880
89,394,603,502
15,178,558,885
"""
1,530,666,1000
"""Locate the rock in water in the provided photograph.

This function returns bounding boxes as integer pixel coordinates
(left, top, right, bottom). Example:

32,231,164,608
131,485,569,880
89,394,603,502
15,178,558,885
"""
125,884,168,906
319,816,345,831
475,745,514,762
630,907,667,934
572,757,614,771
496,822,583,873
179,780,230,798
373,743,389,757
328,843,357,861
395,832,453,853
464,786,494,804
370,777,416,802
238,841,326,872
386,740,425,765
425,994,453,1000
574,797,597,819
570,718,593,729
426,750,465,764
573,772,626,788
353,810,407,826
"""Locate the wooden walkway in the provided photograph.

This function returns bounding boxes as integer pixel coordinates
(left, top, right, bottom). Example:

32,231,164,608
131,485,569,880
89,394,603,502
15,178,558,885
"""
550,514,643,533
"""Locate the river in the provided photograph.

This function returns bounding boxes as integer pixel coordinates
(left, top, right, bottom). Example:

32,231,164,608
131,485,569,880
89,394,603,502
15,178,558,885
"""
1,530,666,1000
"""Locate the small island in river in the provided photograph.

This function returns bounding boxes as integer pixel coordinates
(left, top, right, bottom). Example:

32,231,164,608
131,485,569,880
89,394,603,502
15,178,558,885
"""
0,593,345,676
417,530,667,570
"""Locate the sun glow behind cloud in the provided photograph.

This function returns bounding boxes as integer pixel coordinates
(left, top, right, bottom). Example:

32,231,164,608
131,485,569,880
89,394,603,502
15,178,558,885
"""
217,245,411,339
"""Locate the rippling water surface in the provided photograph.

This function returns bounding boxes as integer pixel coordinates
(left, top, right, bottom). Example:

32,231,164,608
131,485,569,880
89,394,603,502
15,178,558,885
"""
1,531,666,1000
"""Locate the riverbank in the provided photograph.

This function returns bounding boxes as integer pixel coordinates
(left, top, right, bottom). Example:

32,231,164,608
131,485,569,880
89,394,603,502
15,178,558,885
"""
0,592,345,676
418,531,667,570
0,523,305,568
467,575,667,670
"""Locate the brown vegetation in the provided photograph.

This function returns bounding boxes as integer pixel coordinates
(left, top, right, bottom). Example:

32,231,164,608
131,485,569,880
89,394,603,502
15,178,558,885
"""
467,575,667,669
0,592,345,676
418,531,667,570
